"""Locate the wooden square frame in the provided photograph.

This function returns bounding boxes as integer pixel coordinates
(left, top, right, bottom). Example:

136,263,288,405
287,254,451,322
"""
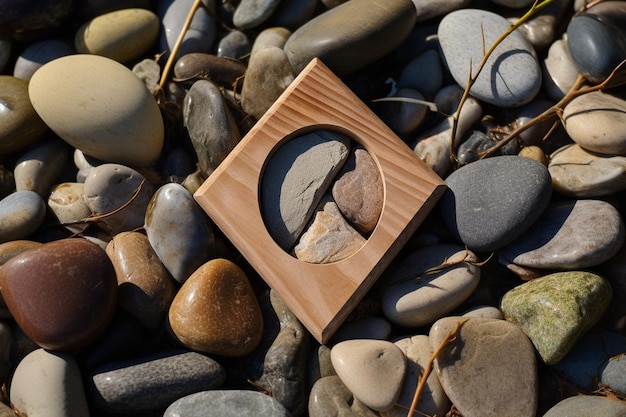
194,58,446,343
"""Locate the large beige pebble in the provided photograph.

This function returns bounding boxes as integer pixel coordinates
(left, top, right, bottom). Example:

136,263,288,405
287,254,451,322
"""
75,8,160,64
29,54,164,166
563,91,626,156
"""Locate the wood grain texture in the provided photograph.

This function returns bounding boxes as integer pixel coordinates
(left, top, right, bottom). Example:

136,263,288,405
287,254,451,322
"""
194,58,446,343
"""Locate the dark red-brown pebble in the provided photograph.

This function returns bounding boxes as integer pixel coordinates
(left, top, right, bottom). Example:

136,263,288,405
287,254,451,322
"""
0,238,117,351
174,53,246,89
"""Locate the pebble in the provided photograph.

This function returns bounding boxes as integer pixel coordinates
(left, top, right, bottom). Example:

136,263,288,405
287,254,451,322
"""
10,348,90,417
233,0,281,29
12,38,74,80
240,46,294,120
543,395,626,417
457,129,519,165
378,87,429,137
330,339,406,411
567,11,626,83
563,91,626,155
261,130,350,251
13,138,70,196
0,238,118,350
47,182,92,232
398,49,443,96
499,199,625,272
159,0,217,60
543,37,580,100
283,0,417,75
90,350,226,413
500,271,612,364
29,54,164,166
267,0,318,29
168,258,263,357
549,144,626,197
0,76,48,155
83,163,156,235
75,8,160,64
183,79,241,175
294,198,366,263
0,190,46,243
0,0,73,41
309,375,378,417
0,239,41,265
174,53,247,89
216,30,251,59
332,146,383,233
438,9,542,107
429,317,538,417
440,155,553,252
381,244,481,327
390,335,450,417
145,182,215,283
462,305,503,320
164,390,292,417
248,290,309,416
251,27,291,55
106,231,176,329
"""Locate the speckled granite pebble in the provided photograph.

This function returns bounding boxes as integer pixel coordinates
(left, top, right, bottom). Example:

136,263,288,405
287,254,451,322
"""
501,271,612,364
90,350,226,413
440,155,552,252
164,390,292,417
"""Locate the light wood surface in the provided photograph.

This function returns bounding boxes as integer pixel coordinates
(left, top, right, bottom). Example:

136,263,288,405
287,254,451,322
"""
194,58,446,343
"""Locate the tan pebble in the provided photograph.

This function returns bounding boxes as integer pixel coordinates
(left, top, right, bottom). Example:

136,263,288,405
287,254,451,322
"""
168,258,263,357
330,339,406,411
0,240,41,266
106,232,177,329
75,8,160,64
519,145,548,166
48,183,91,233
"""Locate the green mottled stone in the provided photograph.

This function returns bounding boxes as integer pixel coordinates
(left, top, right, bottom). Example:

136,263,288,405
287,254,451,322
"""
501,271,612,365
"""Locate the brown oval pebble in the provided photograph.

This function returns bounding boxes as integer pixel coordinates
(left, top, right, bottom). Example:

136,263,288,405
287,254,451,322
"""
168,258,263,357
174,53,246,89
106,231,177,329
0,238,117,351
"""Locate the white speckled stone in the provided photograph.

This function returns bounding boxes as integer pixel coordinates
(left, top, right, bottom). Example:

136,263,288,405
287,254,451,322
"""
438,9,541,107
549,144,626,197
10,348,90,417
28,54,164,166
331,339,406,412
430,317,537,417
563,91,626,156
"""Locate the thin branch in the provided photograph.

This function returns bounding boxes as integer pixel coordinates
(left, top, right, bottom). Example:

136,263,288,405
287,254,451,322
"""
407,320,467,417
372,97,439,112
